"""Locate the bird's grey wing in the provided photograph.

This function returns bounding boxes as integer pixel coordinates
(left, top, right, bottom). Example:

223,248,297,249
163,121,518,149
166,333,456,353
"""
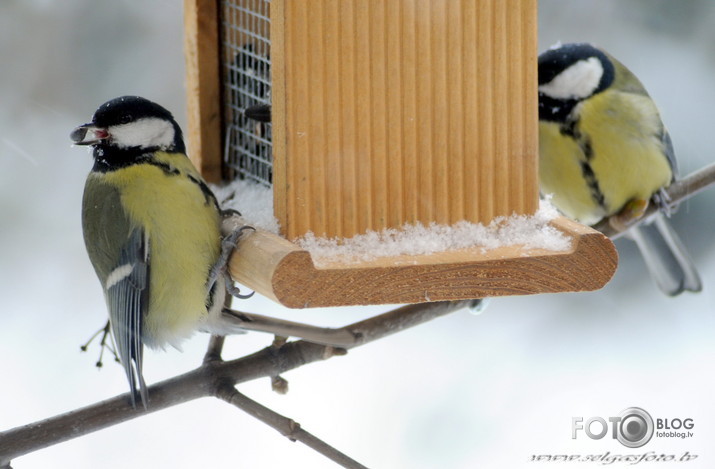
105,227,149,407
82,177,149,406
660,127,678,179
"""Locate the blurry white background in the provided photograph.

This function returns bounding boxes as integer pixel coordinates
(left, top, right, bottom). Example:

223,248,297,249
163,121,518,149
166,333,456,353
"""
1,1,714,468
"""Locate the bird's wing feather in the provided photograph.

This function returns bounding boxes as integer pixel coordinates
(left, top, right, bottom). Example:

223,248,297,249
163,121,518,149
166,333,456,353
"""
82,176,149,406
105,227,149,407
660,128,678,179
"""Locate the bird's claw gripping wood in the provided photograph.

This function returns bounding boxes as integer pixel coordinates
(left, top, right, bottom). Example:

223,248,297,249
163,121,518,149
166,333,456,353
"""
208,224,256,299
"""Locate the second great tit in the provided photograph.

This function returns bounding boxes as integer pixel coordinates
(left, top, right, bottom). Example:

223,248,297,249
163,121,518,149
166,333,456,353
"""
72,96,246,406
538,43,701,296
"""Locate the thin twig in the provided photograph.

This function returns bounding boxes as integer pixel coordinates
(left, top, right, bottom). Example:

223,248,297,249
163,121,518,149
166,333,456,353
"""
216,384,370,469
203,335,226,364
0,300,474,465
594,162,715,238
222,309,360,347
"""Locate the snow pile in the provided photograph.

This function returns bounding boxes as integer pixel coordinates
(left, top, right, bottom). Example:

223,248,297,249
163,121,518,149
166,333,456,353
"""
297,199,571,266
212,179,281,234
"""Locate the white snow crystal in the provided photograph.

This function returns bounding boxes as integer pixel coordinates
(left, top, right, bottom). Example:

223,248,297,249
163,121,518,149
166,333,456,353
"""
211,179,280,234
297,198,571,266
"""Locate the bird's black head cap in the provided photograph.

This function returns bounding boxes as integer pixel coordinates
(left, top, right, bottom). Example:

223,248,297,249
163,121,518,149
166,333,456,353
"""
538,43,614,92
537,43,616,122
93,96,174,126
72,96,186,171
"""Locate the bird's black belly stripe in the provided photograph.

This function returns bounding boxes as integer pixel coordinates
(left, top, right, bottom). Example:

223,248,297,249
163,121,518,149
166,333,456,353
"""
579,160,606,208
144,159,180,176
147,159,220,210
140,158,217,208
140,157,219,210
561,119,607,210
188,174,220,209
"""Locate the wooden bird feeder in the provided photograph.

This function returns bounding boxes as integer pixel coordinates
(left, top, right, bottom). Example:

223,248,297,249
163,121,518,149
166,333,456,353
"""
183,0,618,308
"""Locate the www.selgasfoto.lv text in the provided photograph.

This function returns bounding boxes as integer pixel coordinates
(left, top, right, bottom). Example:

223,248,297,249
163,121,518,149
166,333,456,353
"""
529,451,698,464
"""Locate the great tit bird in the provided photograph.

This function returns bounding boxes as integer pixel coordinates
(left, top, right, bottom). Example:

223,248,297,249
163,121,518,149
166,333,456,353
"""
538,43,701,296
72,96,246,406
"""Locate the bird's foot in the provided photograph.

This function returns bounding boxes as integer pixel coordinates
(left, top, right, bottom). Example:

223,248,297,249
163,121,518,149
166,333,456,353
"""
609,198,649,232
209,224,256,299
653,188,674,217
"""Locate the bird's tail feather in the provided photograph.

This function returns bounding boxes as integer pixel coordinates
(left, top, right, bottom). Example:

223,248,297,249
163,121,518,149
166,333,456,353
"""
629,213,701,296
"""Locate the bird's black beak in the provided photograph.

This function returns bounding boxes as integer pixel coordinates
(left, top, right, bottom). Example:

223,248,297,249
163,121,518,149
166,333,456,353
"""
70,124,109,146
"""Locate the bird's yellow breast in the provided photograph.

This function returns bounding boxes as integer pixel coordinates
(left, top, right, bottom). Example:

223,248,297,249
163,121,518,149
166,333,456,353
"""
539,122,600,223
539,90,673,225
102,152,221,348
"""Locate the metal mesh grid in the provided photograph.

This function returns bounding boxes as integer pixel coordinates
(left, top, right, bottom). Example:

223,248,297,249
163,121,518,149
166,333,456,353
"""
220,0,272,186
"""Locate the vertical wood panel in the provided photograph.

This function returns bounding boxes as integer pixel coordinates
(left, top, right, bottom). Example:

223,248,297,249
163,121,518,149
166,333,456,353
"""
272,0,538,239
385,0,404,228
508,0,524,214
270,0,287,234
370,1,389,231
354,1,372,234
522,0,540,214
492,0,508,217
415,0,433,223
307,3,326,234
462,0,478,222
184,0,222,183
323,1,343,236
447,0,465,222
339,0,359,236
284,0,309,236
430,0,449,224
400,0,418,224
476,0,494,221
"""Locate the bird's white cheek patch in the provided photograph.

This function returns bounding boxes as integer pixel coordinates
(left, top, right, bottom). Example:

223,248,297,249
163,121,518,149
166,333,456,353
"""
539,57,604,100
110,117,175,149
106,263,134,289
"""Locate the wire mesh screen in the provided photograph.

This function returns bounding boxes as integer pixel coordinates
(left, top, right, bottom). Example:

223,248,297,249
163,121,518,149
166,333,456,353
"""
220,0,272,186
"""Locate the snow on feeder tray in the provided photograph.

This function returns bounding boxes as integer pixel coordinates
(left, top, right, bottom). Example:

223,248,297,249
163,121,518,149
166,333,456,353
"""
184,0,617,308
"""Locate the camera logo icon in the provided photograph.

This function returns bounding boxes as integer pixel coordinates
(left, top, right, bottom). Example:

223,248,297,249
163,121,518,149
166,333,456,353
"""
616,407,654,448
572,407,654,448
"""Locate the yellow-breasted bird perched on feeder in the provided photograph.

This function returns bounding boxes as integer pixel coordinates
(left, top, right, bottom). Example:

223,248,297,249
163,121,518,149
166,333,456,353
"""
71,96,253,406
538,43,701,296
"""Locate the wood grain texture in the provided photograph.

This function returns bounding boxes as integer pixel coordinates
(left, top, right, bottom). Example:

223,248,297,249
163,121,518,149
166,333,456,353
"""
184,0,222,183
270,0,288,237
270,0,539,239
228,217,618,309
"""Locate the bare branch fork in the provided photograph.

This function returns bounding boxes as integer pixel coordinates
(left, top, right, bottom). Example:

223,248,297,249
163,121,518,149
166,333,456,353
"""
0,300,478,468
594,162,715,238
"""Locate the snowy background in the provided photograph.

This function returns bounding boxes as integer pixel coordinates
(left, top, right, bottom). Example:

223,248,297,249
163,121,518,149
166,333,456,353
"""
1,1,715,468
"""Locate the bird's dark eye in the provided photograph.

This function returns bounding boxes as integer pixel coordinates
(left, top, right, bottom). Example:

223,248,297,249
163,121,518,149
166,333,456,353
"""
119,114,133,125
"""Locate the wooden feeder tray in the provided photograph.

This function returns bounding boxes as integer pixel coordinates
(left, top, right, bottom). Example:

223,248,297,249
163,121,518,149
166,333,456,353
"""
229,216,617,308
185,0,619,308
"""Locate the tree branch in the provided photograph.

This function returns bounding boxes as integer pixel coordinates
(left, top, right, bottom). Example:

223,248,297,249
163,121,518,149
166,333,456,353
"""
0,300,478,466
216,384,370,469
594,162,715,238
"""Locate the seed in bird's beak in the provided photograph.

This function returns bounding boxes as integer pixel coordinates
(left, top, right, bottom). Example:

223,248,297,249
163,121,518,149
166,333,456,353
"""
70,125,109,145
70,125,88,143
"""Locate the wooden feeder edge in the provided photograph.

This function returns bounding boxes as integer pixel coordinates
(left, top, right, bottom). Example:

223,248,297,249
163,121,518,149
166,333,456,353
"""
228,216,618,309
